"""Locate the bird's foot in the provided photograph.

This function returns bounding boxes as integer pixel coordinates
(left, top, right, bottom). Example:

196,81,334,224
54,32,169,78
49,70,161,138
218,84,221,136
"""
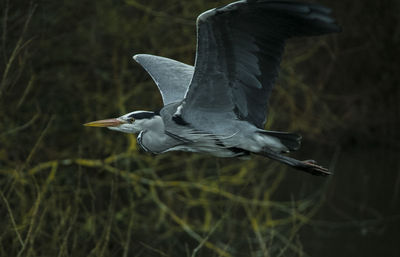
303,159,317,165
301,160,331,176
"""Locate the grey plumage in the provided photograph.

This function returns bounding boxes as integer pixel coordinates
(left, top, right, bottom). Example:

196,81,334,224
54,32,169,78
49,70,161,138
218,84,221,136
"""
181,0,340,129
133,54,194,105
85,0,340,176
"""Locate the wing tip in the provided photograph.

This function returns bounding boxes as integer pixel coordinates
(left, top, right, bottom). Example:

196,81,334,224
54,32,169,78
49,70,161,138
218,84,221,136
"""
133,54,148,63
197,8,217,24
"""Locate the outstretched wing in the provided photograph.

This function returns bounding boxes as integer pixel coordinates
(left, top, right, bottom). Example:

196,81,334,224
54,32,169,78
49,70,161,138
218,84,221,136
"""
180,0,340,128
133,54,194,105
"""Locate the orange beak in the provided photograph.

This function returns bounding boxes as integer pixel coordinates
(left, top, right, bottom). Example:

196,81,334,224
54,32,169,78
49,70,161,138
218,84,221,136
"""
83,118,124,127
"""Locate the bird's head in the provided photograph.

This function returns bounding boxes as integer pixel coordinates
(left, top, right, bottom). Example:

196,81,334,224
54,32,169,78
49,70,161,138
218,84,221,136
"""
84,110,160,134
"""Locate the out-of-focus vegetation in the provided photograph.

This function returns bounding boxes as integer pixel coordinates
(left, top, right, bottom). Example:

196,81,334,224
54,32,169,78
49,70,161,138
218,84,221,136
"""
0,0,399,257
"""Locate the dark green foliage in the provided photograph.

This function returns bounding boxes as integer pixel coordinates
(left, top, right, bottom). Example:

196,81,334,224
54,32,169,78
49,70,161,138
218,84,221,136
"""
1,0,399,257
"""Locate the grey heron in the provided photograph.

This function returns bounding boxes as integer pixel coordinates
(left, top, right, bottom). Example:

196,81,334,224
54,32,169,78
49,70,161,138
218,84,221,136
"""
85,0,340,176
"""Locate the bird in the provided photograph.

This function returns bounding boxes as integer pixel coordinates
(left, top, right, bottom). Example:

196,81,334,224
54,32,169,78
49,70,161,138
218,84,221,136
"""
84,0,340,176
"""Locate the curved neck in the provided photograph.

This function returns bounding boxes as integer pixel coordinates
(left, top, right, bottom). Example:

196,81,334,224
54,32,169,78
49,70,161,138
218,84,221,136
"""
138,116,177,153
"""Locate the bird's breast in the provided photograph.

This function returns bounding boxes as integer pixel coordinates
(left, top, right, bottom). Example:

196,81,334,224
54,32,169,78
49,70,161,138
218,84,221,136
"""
137,130,181,154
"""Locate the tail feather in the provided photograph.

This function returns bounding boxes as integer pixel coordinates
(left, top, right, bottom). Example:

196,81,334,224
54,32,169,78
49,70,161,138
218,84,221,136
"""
259,131,302,151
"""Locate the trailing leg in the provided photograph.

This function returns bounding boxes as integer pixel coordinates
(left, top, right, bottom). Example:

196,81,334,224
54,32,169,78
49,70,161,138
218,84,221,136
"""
257,148,331,176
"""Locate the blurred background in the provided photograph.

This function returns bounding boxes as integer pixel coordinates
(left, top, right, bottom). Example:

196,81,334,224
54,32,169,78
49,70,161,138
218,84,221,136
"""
0,0,399,256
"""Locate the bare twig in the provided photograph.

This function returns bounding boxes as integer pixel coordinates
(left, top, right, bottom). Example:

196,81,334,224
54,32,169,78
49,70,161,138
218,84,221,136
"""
0,190,24,247
0,3,36,96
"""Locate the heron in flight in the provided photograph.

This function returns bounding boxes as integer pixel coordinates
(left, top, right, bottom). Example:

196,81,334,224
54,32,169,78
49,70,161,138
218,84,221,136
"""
85,0,340,176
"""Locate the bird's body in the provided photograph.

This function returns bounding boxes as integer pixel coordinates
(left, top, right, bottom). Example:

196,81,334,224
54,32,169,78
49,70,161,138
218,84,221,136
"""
138,102,286,157
85,0,340,175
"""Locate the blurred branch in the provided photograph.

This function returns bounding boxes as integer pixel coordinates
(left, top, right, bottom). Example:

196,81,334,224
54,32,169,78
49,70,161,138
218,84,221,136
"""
0,111,40,139
0,3,36,97
23,156,315,219
16,186,42,257
0,190,24,248
125,0,195,25
17,74,36,109
1,0,9,64
150,186,232,257
25,115,55,165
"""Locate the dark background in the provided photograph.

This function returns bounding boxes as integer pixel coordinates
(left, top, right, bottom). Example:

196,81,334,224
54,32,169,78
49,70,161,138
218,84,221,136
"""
1,0,399,256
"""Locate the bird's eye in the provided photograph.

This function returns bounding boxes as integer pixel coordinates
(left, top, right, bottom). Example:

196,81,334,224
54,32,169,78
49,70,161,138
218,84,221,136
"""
127,118,134,123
